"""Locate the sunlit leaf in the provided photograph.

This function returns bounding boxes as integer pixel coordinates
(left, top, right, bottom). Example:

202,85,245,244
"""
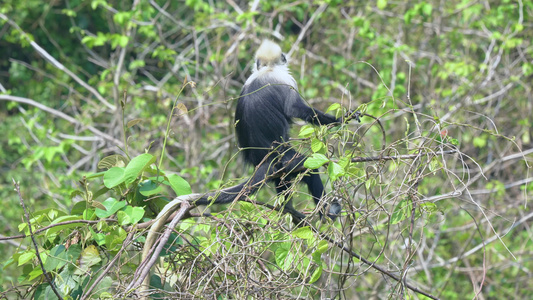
123,153,156,185
292,226,313,240
309,266,323,283
167,174,192,196
103,167,125,188
304,153,329,169
391,199,412,224
95,198,126,218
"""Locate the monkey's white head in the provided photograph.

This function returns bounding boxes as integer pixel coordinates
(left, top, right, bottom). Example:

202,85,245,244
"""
245,40,297,89
254,39,287,70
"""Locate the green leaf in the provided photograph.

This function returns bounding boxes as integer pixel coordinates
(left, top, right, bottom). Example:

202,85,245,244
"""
316,240,329,255
18,251,36,266
473,136,487,148
420,202,437,214
83,208,97,221
103,167,125,188
93,277,113,298
27,266,44,281
61,9,77,17
337,156,351,169
298,125,316,138
81,36,94,47
91,0,106,9
45,215,83,238
292,226,313,240
486,180,505,197
167,174,192,196
327,162,344,181
110,34,129,49
129,60,146,70
74,245,101,275
95,198,127,218
105,227,127,250
113,12,130,25
128,206,145,224
404,10,415,24
44,245,67,272
310,138,325,153
309,265,323,283
422,3,432,16
66,245,82,261
304,153,329,169
18,222,27,233
43,146,62,163
117,206,144,225
139,179,163,196
85,171,106,179
391,199,412,224
123,153,156,185
236,11,259,23
275,243,294,271
89,227,107,246
326,103,341,113
88,32,108,47
71,201,88,215
312,240,330,262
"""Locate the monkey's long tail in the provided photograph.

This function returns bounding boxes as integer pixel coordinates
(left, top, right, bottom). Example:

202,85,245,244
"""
194,163,272,205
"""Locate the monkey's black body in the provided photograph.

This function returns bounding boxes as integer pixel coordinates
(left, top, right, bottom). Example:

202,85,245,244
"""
195,40,345,221
234,77,341,219
236,78,338,166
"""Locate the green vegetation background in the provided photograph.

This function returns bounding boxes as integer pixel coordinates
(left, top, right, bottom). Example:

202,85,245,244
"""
0,0,532,299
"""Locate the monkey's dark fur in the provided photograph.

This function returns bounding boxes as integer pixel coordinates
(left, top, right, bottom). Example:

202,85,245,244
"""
195,40,347,221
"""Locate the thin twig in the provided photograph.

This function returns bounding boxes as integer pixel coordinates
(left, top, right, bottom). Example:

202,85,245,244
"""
12,179,63,300
288,3,328,57
0,219,117,241
80,231,136,300
351,150,457,163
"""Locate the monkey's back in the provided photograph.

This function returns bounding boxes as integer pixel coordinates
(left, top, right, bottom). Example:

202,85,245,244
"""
235,79,296,166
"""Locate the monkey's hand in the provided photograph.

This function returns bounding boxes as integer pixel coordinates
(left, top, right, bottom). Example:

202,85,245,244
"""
344,110,362,123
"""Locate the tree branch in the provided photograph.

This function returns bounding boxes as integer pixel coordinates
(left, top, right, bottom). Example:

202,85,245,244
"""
0,94,124,146
0,13,116,111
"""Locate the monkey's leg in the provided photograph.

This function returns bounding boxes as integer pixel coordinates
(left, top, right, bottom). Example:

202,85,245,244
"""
279,152,341,220
273,177,306,221
301,171,341,220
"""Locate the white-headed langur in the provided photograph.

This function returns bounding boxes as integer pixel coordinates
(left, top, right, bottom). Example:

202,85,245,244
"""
194,40,360,221
139,40,360,294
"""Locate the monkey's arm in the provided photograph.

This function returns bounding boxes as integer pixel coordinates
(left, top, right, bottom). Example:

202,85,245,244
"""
289,99,340,125
289,96,362,125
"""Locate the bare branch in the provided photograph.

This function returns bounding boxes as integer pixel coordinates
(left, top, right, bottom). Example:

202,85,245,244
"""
0,94,123,146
